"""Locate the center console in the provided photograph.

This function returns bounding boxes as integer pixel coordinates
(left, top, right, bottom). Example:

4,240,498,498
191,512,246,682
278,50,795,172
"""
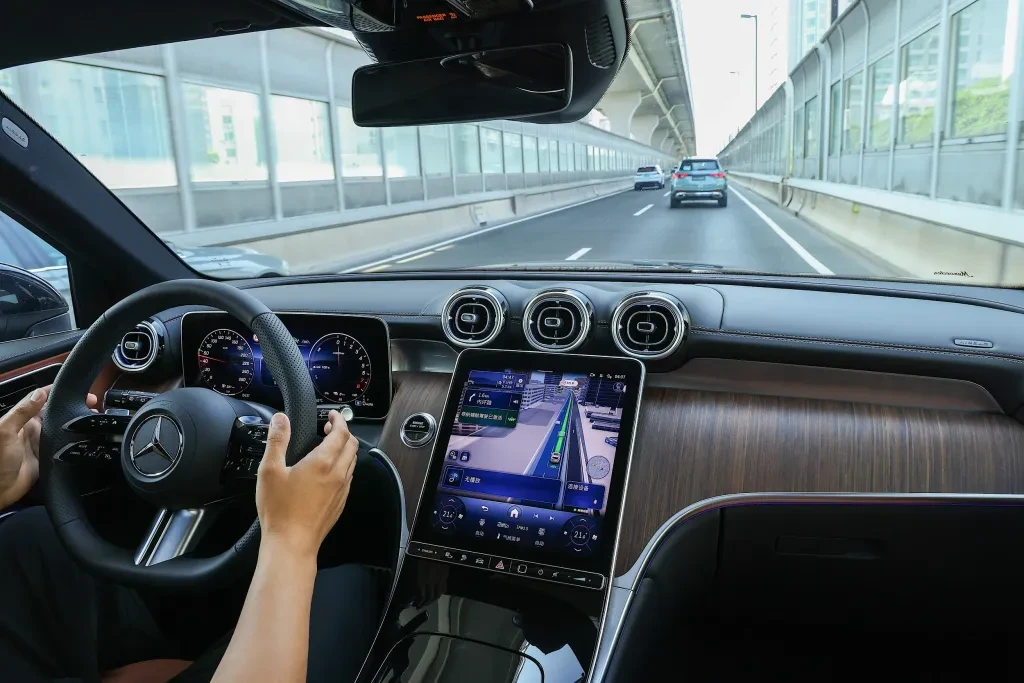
358,349,644,683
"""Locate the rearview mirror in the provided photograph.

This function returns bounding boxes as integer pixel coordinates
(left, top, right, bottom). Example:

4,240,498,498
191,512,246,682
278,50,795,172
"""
352,44,572,127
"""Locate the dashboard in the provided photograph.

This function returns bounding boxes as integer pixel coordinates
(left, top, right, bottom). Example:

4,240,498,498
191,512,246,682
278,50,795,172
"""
179,311,391,420
76,273,1024,683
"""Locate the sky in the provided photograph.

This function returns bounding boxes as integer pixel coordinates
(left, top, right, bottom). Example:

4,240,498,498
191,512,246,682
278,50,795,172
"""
679,0,772,155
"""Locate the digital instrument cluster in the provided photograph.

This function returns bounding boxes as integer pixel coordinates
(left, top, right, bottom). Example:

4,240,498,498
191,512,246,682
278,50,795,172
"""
412,349,644,583
180,312,391,419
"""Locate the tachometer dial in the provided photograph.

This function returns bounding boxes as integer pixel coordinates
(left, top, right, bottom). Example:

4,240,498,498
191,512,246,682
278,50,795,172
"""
307,333,372,403
198,329,254,395
587,455,611,480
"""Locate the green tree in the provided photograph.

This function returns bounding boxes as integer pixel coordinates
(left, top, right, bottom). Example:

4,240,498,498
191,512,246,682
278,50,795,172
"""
951,77,1009,138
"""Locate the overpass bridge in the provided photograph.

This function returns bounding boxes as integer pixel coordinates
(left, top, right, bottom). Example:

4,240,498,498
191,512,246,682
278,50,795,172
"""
598,0,697,158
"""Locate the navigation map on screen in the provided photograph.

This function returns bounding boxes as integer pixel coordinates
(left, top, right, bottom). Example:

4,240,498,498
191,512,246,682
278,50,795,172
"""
430,367,628,558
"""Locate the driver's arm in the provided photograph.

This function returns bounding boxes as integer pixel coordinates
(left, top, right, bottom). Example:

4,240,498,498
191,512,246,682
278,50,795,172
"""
212,409,358,683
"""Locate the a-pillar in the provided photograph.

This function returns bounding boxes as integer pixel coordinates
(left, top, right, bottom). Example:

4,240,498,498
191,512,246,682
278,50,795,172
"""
630,115,660,146
598,90,642,139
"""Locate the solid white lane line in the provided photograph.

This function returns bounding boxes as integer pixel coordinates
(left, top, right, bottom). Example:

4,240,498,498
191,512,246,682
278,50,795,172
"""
396,251,435,264
344,186,632,272
433,244,454,252
663,191,670,197
729,186,834,275
361,264,392,273
565,247,591,261
634,204,654,216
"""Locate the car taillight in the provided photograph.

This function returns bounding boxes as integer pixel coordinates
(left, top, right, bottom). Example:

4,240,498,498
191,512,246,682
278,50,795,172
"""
710,172,726,178
673,172,688,179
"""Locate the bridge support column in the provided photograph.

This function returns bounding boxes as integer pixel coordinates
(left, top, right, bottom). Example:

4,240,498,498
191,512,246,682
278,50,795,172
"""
653,128,671,151
599,90,642,139
630,115,660,146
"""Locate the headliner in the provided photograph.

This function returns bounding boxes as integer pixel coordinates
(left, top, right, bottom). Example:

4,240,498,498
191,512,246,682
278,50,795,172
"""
0,0,322,70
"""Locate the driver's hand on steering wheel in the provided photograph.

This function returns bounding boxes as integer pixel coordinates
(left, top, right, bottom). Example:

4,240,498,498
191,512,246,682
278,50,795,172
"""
0,387,98,511
256,409,357,560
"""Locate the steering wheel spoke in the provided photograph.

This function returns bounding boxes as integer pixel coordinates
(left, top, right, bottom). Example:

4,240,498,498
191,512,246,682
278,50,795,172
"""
134,507,212,566
223,415,270,480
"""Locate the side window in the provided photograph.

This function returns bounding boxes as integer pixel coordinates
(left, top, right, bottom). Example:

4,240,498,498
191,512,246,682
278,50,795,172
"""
0,211,74,343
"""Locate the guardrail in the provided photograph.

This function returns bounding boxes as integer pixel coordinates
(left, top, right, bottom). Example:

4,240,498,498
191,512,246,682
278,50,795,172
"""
729,171,1024,285
183,175,633,274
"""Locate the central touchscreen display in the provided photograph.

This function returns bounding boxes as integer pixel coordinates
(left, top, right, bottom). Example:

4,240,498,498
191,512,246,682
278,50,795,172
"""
412,350,643,577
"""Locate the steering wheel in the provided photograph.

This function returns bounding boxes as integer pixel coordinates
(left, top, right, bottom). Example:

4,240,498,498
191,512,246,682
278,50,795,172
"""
38,280,319,588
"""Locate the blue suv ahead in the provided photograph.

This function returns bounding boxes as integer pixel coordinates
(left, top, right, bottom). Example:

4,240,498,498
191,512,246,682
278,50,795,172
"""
669,158,727,208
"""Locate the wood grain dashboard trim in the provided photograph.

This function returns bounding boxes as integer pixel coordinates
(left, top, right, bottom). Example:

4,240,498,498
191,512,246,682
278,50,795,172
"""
379,369,1024,576
615,387,1024,573
378,371,453,526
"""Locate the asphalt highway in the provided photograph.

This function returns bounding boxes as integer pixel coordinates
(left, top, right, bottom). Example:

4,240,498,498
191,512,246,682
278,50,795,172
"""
352,184,896,276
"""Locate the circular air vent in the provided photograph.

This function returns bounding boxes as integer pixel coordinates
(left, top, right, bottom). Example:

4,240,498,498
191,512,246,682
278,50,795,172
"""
611,292,689,360
523,289,593,352
442,286,508,348
112,320,161,373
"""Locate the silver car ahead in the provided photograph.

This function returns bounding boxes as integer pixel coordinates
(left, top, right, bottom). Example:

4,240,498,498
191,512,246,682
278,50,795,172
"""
669,158,728,208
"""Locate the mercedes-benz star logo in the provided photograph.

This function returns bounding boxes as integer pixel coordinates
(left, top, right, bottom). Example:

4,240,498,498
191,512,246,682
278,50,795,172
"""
129,415,183,477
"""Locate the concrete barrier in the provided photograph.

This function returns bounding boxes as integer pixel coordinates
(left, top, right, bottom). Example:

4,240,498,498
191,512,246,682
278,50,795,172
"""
729,171,1024,286
168,176,630,273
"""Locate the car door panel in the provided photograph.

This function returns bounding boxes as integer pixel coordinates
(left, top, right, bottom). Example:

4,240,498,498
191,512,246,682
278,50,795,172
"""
0,329,82,414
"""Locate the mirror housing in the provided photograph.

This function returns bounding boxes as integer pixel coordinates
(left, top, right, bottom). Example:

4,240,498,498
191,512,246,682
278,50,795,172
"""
353,44,572,126
0,263,72,343
275,0,628,126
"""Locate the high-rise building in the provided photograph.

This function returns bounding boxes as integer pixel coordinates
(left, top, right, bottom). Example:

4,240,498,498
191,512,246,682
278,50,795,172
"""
521,381,546,409
543,372,563,400
790,0,854,67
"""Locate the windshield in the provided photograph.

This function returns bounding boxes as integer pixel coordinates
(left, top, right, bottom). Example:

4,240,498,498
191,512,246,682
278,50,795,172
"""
678,160,719,172
1,0,1022,286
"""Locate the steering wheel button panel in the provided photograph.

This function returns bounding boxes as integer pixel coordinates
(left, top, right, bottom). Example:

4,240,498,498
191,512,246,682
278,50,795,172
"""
104,389,159,411
55,440,120,465
62,413,131,435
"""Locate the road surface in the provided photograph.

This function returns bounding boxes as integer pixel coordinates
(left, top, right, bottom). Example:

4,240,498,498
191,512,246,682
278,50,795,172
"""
351,184,897,276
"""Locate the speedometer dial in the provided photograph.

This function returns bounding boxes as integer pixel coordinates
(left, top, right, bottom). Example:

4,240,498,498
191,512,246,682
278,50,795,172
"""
307,333,372,403
198,329,255,395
